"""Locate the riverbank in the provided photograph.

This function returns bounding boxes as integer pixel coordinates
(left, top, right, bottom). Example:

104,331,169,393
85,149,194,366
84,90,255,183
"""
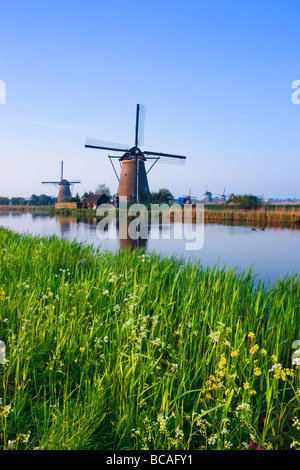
0,227,299,450
204,203,300,225
1,203,300,225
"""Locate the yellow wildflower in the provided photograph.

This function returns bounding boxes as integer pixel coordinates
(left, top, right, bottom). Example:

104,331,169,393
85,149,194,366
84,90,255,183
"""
0,287,5,301
250,344,259,355
218,354,227,369
254,367,262,376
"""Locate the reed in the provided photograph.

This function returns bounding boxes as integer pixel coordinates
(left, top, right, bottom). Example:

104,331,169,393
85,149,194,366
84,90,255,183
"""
0,227,299,450
204,204,300,225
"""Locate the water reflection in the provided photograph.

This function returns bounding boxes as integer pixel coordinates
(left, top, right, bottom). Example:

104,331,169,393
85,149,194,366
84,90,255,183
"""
0,210,300,284
55,215,79,235
117,218,149,252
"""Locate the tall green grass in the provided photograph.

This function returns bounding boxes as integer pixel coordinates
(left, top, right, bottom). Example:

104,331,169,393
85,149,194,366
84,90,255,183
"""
0,227,299,450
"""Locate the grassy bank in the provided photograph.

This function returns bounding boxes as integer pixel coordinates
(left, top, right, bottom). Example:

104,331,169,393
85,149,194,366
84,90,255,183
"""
204,204,300,225
2,203,300,226
54,203,300,225
0,228,299,450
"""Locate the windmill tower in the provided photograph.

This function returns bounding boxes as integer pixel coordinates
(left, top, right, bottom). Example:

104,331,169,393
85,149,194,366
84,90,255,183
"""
42,161,81,202
217,187,229,202
203,185,212,203
85,104,186,204
183,189,197,204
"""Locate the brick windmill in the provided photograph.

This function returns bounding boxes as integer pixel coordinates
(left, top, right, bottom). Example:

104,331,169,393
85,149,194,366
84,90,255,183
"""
41,161,81,202
85,104,186,204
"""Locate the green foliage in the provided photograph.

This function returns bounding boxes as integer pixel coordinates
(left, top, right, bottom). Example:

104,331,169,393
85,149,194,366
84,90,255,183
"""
0,197,10,205
29,194,56,205
151,188,175,204
10,197,27,206
226,194,263,210
82,191,93,199
95,183,111,198
0,228,299,450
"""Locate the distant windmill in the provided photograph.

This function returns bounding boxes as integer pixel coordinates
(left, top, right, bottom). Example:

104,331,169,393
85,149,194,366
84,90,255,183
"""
203,185,212,203
85,104,186,204
183,189,197,204
42,161,81,202
217,187,229,202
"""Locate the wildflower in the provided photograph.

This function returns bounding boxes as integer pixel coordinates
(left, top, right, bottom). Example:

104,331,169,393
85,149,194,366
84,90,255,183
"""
22,431,31,443
250,344,259,355
103,290,110,295
150,337,165,347
292,349,300,366
175,426,184,438
225,441,233,449
248,332,255,340
221,428,230,435
123,319,134,329
156,414,169,432
218,355,227,369
208,331,221,343
208,434,218,446
0,402,13,417
269,363,282,372
254,367,262,376
236,403,251,413
292,417,300,431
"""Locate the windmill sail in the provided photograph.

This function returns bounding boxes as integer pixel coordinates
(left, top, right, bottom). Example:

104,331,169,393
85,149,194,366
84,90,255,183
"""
85,104,186,204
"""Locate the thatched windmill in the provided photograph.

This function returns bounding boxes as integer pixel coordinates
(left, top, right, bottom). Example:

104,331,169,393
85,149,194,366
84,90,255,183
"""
85,104,186,204
42,161,80,202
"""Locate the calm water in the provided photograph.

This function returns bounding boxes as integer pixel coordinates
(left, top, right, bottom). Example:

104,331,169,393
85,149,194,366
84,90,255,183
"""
1,211,300,285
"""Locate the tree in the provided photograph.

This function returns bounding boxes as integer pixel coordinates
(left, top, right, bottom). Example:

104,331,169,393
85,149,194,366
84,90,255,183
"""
0,197,10,205
29,194,56,205
150,188,175,204
95,184,111,199
226,194,263,210
82,191,93,199
10,197,27,206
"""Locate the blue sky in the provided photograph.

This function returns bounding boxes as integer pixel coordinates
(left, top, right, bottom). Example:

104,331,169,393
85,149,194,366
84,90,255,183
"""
0,0,300,200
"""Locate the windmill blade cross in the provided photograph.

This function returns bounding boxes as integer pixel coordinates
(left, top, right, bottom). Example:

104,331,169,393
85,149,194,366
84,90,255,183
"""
143,150,186,160
85,138,130,153
41,181,60,184
135,104,146,147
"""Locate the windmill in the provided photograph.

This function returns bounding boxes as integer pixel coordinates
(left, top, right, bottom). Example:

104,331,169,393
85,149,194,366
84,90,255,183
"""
41,161,81,203
217,187,229,202
203,185,212,203
183,189,197,204
85,104,186,204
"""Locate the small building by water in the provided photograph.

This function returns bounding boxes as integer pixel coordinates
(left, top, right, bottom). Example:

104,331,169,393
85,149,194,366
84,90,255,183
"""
81,193,110,209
